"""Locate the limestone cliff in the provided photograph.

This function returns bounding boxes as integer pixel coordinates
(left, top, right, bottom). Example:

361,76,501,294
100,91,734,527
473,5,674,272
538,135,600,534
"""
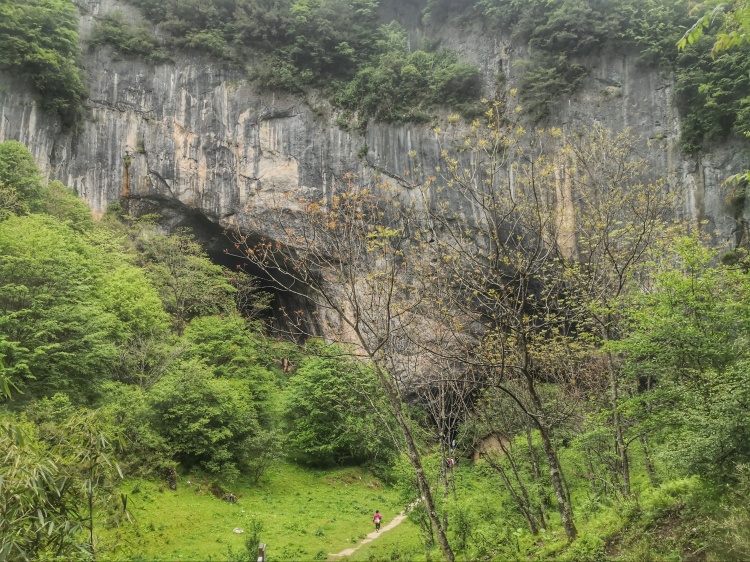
0,0,746,245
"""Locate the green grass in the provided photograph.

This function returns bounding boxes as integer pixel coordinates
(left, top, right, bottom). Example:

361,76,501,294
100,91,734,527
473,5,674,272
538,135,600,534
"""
94,451,736,561
97,464,415,561
348,519,424,561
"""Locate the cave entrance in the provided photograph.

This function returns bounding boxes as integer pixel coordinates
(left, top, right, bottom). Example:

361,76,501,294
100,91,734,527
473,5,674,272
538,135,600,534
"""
167,209,321,339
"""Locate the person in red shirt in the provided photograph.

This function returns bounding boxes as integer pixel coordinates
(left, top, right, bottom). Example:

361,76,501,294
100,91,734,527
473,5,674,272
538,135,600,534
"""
373,510,382,532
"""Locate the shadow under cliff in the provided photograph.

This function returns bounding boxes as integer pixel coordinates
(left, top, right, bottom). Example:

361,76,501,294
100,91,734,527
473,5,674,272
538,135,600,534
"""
127,195,322,340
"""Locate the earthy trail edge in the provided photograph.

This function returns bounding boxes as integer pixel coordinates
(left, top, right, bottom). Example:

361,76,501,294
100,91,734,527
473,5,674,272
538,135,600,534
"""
328,509,409,558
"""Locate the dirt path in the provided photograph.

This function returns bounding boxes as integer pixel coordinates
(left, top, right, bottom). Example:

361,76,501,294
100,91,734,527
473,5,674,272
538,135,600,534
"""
328,510,409,558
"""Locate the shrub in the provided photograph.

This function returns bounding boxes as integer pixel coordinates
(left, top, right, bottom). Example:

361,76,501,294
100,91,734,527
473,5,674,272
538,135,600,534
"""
334,24,481,122
119,0,481,122
637,478,697,527
146,359,262,479
89,11,168,62
42,181,93,232
475,0,749,152
559,532,606,562
0,141,45,213
282,345,396,467
675,34,750,153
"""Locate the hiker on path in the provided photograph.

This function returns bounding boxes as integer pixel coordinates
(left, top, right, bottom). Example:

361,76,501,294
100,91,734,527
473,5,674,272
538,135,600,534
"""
373,510,382,532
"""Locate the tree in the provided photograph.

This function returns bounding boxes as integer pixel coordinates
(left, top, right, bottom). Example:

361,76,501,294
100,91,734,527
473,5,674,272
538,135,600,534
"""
41,180,94,232
59,408,126,559
335,23,482,123
0,215,119,402
557,126,676,496
88,10,167,62
617,233,750,481
419,105,678,536
2,400,126,561
228,175,457,561
679,1,750,180
98,264,173,388
406,336,480,509
182,313,276,424
421,107,587,541
283,344,396,467
0,141,45,213
470,387,549,535
0,208,184,401
679,0,750,54
137,228,235,335
182,313,267,378
0,419,84,560
146,358,262,480
0,182,24,221
226,269,273,322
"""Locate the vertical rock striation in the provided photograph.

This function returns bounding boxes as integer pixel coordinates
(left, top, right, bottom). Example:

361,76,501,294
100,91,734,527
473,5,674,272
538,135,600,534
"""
0,0,745,245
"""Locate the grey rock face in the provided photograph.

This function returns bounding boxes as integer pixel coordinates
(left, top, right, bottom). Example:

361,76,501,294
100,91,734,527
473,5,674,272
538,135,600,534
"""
0,0,745,247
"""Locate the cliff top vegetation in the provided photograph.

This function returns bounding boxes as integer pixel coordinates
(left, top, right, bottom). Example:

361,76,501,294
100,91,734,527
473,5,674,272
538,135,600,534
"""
1,0,748,152
0,0,86,126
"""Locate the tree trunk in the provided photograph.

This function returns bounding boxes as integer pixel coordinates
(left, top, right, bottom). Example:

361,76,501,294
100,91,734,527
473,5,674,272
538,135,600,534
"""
88,465,95,561
374,363,455,562
537,423,578,541
611,372,631,497
606,348,631,497
525,426,547,528
405,420,454,561
526,378,577,541
485,440,540,535
586,448,599,495
639,434,657,488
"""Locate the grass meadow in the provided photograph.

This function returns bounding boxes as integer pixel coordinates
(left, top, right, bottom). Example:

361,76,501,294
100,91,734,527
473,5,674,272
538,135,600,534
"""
97,463,423,561
94,451,709,562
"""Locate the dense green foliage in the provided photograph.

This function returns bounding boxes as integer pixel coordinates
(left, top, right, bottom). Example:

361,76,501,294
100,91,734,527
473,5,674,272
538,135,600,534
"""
0,0,745,149
334,23,481,124
0,141,406,557
80,0,750,148
147,359,262,476
135,229,236,335
0,140,45,214
682,0,750,182
617,235,750,482
2,113,750,560
42,180,95,231
103,0,481,123
283,346,396,467
0,0,86,125
675,32,750,152
476,0,693,119
475,0,750,151
88,10,169,62
0,214,124,402
679,0,750,54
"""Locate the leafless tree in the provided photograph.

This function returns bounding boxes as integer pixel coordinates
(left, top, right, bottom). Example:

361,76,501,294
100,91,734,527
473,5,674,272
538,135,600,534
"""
417,104,676,538
416,104,591,541
227,173,456,561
